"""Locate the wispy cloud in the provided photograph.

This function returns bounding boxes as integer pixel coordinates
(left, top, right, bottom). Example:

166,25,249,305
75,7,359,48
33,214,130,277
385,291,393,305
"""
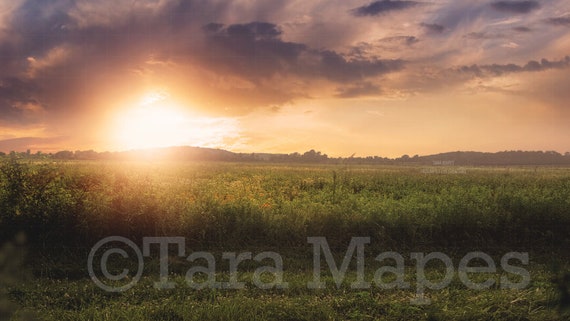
456,56,570,76
547,16,570,27
513,26,532,32
463,31,506,39
335,82,382,98
490,1,541,14
421,22,446,34
351,0,422,16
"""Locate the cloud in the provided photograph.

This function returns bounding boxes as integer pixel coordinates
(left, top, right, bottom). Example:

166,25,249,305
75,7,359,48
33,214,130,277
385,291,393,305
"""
406,55,570,95
0,78,44,125
502,41,519,48
0,0,410,120
457,56,570,76
313,50,405,82
464,31,506,39
547,16,570,26
379,36,419,46
199,22,307,80
490,1,540,14
351,0,422,17
421,22,445,34
513,26,532,32
349,36,420,59
335,82,382,98
199,22,406,83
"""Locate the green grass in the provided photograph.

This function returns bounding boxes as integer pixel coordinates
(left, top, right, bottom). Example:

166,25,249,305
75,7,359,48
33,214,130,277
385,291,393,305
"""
5,260,569,320
1,159,570,320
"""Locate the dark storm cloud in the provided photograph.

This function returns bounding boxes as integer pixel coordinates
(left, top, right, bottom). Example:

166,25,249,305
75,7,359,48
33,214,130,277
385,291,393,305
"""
335,82,382,98
200,22,406,83
351,0,422,16
421,23,445,34
199,22,307,79
313,50,405,81
547,16,570,26
0,0,223,74
490,1,540,14
0,79,38,106
0,78,42,124
3,0,74,51
457,56,570,76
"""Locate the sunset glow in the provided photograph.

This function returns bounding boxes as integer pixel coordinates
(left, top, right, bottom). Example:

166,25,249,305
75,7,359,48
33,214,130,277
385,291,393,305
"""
0,0,569,156
114,104,189,150
112,93,240,151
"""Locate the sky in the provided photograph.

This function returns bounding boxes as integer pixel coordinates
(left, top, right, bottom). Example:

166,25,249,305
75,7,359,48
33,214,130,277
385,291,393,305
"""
0,0,569,157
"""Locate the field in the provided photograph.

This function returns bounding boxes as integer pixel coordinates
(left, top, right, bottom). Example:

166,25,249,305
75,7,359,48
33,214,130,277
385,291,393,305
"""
1,159,569,320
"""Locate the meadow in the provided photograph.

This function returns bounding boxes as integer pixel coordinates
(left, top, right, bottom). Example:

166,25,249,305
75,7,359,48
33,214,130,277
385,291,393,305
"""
0,158,569,320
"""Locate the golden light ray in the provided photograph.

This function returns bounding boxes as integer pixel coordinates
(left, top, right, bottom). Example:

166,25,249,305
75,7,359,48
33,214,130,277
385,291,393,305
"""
111,91,241,151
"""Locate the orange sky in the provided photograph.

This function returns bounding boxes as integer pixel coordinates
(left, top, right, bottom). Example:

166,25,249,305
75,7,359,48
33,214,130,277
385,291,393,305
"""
0,0,569,157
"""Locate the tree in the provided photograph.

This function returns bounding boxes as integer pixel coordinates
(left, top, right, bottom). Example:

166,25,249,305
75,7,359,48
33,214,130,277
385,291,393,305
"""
301,150,328,163
54,151,74,159
74,150,98,160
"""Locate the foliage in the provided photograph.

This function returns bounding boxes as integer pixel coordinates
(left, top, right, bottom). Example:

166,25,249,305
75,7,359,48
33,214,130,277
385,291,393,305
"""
1,160,569,250
0,160,569,320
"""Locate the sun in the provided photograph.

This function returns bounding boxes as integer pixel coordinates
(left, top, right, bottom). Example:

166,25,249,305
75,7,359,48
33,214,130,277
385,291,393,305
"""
116,106,187,150
111,92,240,151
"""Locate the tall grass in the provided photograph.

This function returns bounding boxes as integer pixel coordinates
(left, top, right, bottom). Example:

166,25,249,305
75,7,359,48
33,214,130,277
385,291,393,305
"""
1,160,570,320
0,159,569,252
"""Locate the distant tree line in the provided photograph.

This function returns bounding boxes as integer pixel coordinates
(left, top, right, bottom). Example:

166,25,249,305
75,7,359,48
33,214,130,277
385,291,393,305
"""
1,147,570,166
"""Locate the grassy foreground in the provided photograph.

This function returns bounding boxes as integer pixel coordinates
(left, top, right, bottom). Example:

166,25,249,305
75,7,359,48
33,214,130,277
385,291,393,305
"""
0,159,569,320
